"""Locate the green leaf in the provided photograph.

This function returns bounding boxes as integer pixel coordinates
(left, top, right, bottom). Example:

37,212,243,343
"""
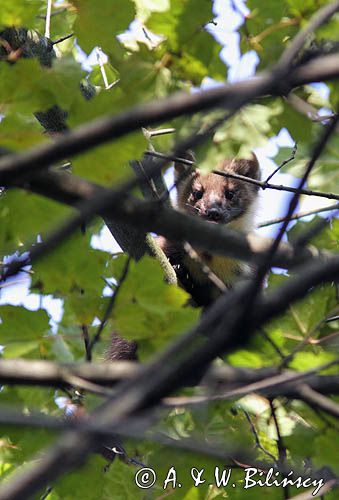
54,455,107,499
32,233,110,295
288,218,339,254
289,351,338,371
148,0,209,50
71,132,147,185
270,98,313,143
147,0,225,84
0,426,54,484
113,44,174,100
51,335,75,362
0,57,83,116
227,349,270,368
32,233,112,329
134,0,170,22
103,460,143,500
313,429,339,473
111,256,199,357
68,85,126,126
0,306,50,358
316,12,339,40
0,0,45,27
0,189,71,255
0,59,54,114
62,292,104,325
241,0,299,68
73,0,135,52
266,275,337,357
0,113,46,151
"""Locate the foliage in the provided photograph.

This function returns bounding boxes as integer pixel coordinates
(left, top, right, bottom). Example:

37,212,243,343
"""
0,0,339,499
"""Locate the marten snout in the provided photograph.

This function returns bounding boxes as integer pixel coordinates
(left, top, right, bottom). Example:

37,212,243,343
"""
185,175,246,225
206,206,223,222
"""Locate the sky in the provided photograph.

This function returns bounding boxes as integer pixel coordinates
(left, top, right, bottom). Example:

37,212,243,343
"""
0,0,335,329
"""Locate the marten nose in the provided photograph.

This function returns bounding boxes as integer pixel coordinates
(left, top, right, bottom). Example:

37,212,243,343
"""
206,207,222,221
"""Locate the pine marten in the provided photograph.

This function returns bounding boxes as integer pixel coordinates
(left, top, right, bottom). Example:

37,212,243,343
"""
106,153,261,361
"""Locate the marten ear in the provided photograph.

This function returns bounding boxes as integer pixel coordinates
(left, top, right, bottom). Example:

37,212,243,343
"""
174,150,196,179
237,153,261,181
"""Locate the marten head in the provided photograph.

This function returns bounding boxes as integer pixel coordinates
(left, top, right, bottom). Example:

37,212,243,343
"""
175,152,261,232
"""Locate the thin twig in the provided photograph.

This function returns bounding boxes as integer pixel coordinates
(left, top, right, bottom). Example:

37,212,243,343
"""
146,150,339,201
260,329,285,359
96,47,109,89
0,110,240,280
81,325,91,362
146,234,178,286
250,113,339,302
142,127,175,139
44,0,53,38
2,52,339,186
52,33,74,45
1,4,339,496
89,257,131,354
183,242,226,292
258,203,339,227
242,409,277,463
164,360,339,408
263,143,297,184
214,169,339,201
134,159,162,201
37,8,67,19
280,304,339,368
269,400,289,499
61,373,114,397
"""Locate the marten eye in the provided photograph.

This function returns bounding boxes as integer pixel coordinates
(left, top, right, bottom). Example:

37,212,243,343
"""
225,190,235,200
192,189,203,200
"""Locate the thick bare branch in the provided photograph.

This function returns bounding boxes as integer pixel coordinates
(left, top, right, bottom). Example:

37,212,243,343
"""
1,250,339,499
275,0,339,70
3,359,339,399
0,358,139,387
295,384,339,419
3,169,334,282
1,4,339,498
1,52,339,185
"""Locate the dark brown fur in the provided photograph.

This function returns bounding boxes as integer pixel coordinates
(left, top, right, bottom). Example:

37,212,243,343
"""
105,334,138,361
106,154,261,361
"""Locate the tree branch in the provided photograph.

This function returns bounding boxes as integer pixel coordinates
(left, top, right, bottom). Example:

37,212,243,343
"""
275,0,339,71
1,4,339,497
147,150,339,202
258,203,339,227
1,251,339,498
3,169,334,282
1,52,339,185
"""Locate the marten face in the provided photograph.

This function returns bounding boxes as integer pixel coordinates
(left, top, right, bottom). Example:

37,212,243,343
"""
175,156,261,229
